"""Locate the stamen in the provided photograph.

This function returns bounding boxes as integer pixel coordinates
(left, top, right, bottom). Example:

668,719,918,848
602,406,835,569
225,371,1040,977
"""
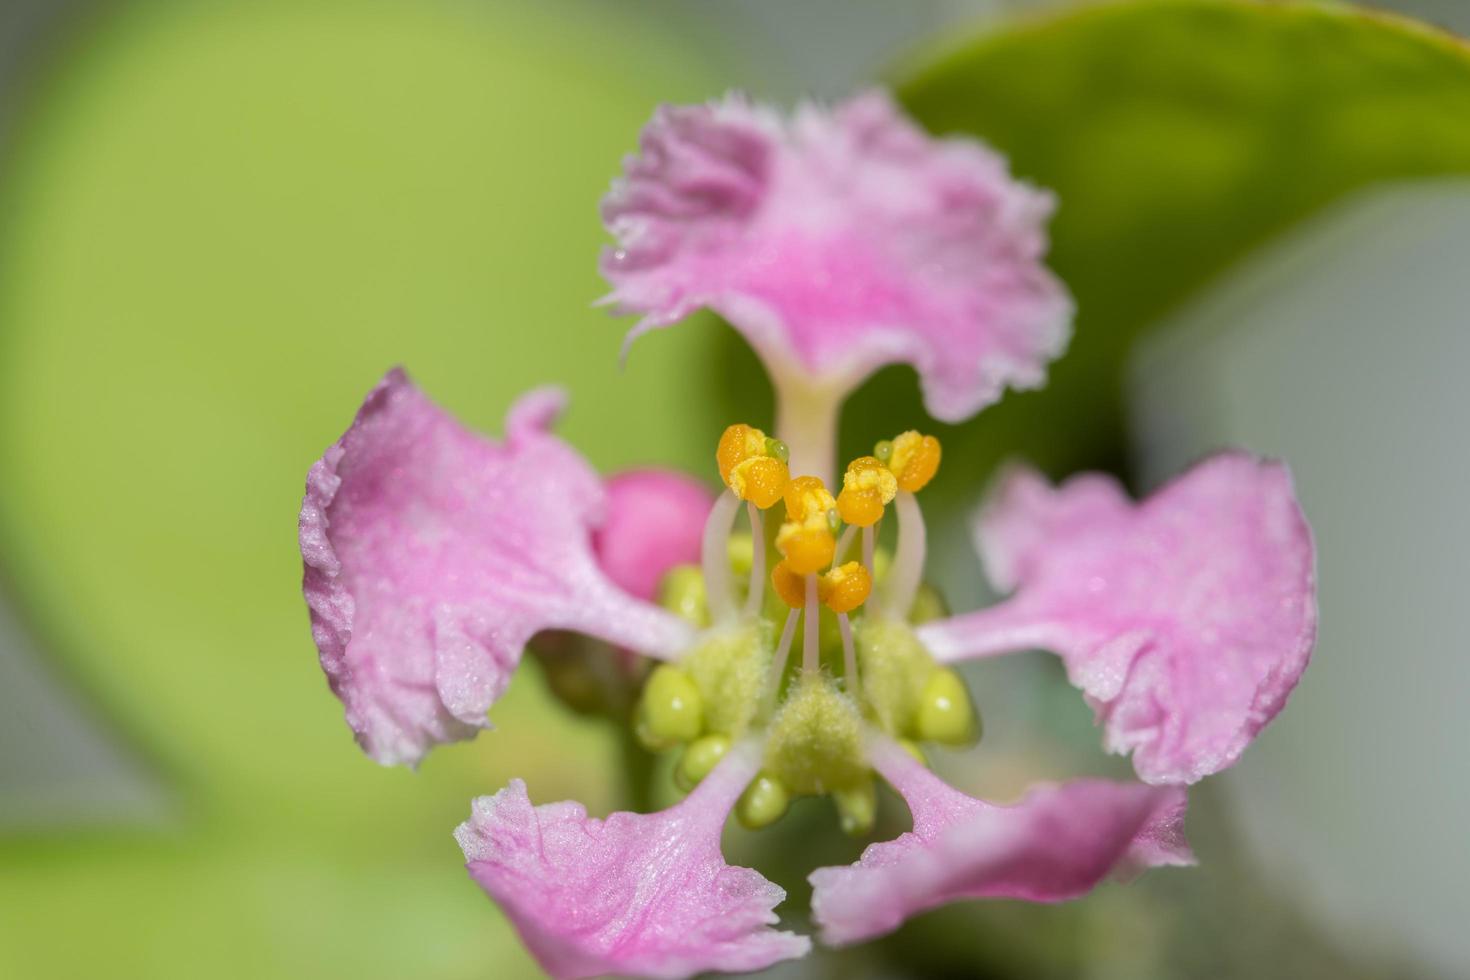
776,477,837,574
832,524,857,569
701,489,742,623
764,608,800,714
819,561,871,614
744,502,766,618
862,524,875,575
803,575,819,674
838,612,858,692
885,490,926,620
835,456,894,529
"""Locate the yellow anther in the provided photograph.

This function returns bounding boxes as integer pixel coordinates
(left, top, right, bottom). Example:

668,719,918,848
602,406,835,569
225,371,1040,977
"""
771,559,807,608
844,457,898,502
820,561,872,614
783,475,835,522
717,423,767,484
886,431,942,492
836,456,897,528
718,424,790,506
729,455,789,509
836,488,882,527
776,475,837,574
776,522,835,575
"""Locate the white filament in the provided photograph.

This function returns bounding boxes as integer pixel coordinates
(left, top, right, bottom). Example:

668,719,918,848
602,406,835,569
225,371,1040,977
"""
803,575,819,673
833,524,857,569
701,490,742,623
838,612,858,693
885,491,926,620
764,608,800,714
744,502,766,618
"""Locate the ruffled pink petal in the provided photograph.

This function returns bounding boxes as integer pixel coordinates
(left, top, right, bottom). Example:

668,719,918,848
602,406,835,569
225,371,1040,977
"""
300,369,695,766
594,469,715,602
601,90,1073,422
917,453,1317,784
455,742,810,979
809,738,1191,946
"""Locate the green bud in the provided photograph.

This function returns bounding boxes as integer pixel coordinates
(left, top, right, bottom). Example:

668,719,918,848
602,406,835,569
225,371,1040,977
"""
675,734,731,791
736,772,790,829
915,668,980,746
727,533,754,576
530,634,624,719
908,583,950,625
833,777,877,836
764,437,789,463
658,564,708,626
826,508,841,535
873,550,895,586
541,655,603,714
874,439,894,462
634,665,703,750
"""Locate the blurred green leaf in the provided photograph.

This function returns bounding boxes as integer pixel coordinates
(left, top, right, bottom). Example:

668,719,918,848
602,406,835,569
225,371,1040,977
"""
0,0,720,976
832,1,1470,566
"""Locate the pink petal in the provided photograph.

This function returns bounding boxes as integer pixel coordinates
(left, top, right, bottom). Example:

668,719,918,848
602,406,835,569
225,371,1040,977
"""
809,739,1191,946
300,369,694,766
455,742,810,979
594,469,715,602
601,90,1073,422
918,453,1318,784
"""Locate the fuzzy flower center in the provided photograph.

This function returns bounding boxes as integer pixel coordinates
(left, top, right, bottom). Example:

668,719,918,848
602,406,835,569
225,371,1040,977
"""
633,424,979,834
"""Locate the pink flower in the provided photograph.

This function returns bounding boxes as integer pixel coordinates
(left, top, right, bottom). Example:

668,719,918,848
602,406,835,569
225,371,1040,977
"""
299,90,1317,977
601,90,1072,479
456,741,809,979
917,454,1317,785
809,737,1192,946
300,369,695,767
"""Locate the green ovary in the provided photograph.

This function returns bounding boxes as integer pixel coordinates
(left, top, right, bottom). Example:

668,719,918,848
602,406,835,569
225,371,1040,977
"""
681,622,771,737
763,674,866,795
856,617,937,734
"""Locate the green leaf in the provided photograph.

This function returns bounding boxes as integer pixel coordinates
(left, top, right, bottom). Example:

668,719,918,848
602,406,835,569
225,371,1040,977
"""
0,0,721,975
841,0,1470,532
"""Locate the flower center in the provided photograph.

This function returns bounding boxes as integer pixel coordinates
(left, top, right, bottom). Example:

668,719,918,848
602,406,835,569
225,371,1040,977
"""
632,425,980,835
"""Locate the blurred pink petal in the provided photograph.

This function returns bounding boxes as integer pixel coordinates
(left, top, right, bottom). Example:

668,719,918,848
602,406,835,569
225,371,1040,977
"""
595,469,715,601
809,738,1191,946
300,369,694,766
601,90,1072,423
455,742,810,979
918,453,1317,784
